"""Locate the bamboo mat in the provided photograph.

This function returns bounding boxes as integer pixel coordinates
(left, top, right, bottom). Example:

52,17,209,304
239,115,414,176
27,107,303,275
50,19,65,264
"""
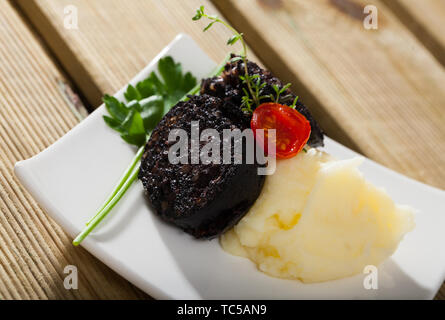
1,0,444,299
0,0,147,299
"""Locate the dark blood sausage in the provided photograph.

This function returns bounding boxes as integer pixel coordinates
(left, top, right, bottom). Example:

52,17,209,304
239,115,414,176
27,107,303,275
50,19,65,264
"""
201,54,324,147
138,95,265,239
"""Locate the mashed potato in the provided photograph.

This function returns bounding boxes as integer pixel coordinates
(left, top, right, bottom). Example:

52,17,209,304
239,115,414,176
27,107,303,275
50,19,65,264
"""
221,149,415,283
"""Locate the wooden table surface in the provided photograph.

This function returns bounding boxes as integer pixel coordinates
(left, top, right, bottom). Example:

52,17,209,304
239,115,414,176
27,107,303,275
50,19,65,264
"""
0,0,444,299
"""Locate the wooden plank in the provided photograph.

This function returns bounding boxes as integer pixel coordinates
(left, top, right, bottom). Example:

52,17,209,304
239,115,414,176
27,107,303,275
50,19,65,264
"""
0,0,147,299
382,0,445,68
212,0,445,298
15,0,254,107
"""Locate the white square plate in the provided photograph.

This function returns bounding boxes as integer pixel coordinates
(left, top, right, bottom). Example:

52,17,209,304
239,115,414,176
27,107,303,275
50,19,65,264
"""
15,34,445,299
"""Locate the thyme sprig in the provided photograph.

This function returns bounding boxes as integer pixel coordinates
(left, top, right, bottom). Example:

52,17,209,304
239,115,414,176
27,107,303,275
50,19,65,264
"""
239,74,270,112
290,96,300,109
271,84,291,103
193,6,258,108
194,6,300,112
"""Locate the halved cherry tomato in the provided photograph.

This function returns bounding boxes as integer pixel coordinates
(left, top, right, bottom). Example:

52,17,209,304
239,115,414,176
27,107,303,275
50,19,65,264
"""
251,103,311,159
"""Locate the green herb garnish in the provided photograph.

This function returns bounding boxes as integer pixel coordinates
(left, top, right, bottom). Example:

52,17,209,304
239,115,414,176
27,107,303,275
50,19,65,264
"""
271,84,291,103
239,74,269,113
193,6,260,109
194,6,297,112
290,96,299,109
73,56,198,246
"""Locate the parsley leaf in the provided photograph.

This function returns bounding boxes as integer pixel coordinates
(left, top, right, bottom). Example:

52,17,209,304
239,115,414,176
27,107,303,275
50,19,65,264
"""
103,56,197,147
